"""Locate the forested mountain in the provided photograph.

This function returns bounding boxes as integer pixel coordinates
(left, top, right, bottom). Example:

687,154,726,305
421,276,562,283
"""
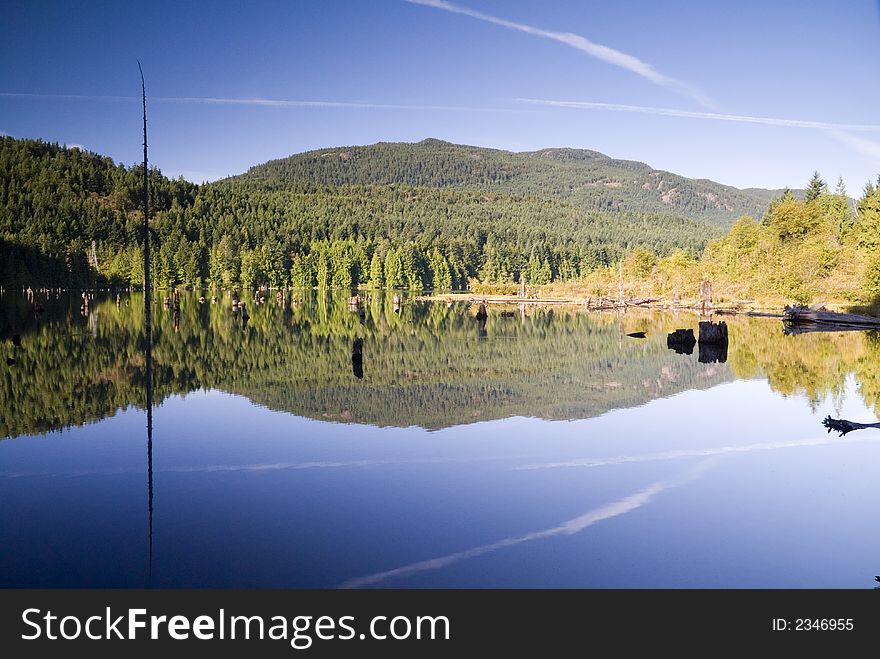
1,135,730,290
5,136,821,293
237,138,794,226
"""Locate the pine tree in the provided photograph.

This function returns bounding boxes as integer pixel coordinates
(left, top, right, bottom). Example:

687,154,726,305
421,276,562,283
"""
369,251,384,288
384,247,403,288
428,247,452,291
289,254,311,289
805,171,827,202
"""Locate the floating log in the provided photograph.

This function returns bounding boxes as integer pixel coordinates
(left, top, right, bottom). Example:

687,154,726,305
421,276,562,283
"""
784,305,880,330
667,328,696,355
698,320,728,345
823,416,880,436
784,322,872,336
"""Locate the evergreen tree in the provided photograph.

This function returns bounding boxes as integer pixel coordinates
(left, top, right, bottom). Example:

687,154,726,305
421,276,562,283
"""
805,171,827,202
384,247,403,288
428,247,452,291
369,251,384,289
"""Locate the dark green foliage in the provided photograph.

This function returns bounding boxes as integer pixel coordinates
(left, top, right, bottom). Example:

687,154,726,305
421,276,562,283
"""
1,136,771,290
0,136,196,287
0,292,734,437
240,138,785,226
805,171,828,203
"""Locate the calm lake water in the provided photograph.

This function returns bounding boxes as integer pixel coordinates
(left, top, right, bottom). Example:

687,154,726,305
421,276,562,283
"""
2,291,879,588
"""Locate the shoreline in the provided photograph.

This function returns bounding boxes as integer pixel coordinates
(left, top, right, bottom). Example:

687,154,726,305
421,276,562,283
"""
415,292,787,317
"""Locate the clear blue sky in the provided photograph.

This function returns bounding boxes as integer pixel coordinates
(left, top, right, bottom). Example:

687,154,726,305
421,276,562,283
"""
1,0,878,192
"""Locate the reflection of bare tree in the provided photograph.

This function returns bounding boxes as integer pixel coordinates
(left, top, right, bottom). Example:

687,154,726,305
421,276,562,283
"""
352,338,364,379
822,416,880,436
145,316,154,587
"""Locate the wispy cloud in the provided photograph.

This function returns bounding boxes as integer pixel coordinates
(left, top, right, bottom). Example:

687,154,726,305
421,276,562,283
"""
0,93,135,103
827,129,880,158
340,461,711,588
405,0,713,108
517,98,880,133
0,92,531,114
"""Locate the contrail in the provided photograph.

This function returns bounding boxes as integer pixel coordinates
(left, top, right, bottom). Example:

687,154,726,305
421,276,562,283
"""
404,0,713,108
339,460,712,588
0,92,532,114
517,434,872,471
0,454,535,479
517,99,880,133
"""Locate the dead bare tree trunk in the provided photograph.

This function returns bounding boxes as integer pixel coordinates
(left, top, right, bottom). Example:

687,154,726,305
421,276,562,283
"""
138,61,151,334
699,279,712,314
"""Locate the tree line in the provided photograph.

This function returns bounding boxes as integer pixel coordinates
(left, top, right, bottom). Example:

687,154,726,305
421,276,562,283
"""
0,136,719,290
574,171,880,307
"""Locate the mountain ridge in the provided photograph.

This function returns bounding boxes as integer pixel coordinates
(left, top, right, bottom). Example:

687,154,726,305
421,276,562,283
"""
234,137,800,227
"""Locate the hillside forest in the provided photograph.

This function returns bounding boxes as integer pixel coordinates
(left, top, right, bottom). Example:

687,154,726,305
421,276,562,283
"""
2,136,877,308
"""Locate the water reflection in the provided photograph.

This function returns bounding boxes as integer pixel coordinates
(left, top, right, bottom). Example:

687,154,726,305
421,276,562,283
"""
341,460,714,588
351,338,364,380
145,316,154,586
666,328,696,355
3,291,880,438
698,342,728,364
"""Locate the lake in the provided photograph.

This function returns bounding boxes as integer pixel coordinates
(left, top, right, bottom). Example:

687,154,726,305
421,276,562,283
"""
1,291,879,588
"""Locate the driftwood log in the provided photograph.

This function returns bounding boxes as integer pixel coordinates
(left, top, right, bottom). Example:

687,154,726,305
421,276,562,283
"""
822,416,880,436
785,305,880,330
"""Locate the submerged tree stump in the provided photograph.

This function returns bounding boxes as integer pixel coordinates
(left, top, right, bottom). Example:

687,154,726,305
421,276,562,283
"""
698,320,728,345
351,337,364,379
667,328,696,355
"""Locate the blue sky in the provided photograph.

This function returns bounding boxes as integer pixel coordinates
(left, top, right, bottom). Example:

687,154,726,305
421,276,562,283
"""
1,0,878,192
